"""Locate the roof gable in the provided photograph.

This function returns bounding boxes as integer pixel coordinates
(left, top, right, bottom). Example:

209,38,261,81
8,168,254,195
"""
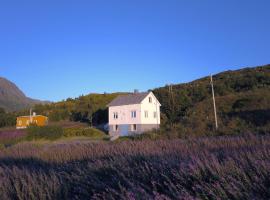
142,92,161,106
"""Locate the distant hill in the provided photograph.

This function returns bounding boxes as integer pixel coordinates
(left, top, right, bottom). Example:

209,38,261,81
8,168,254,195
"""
0,77,48,112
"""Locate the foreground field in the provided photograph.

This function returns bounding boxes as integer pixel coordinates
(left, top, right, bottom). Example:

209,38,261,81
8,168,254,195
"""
0,134,269,199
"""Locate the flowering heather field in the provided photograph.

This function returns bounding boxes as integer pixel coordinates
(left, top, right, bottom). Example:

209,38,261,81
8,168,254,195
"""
0,134,269,200
0,130,26,145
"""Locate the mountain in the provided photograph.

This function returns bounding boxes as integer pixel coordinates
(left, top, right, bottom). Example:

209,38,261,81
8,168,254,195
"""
0,77,48,112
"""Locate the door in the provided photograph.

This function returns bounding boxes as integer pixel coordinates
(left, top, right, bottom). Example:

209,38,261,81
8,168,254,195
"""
120,125,129,136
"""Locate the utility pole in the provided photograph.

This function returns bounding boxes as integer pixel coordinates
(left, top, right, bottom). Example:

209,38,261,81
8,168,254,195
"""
168,84,175,128
155,96,159,132
30,108,32,123
210,75,218,130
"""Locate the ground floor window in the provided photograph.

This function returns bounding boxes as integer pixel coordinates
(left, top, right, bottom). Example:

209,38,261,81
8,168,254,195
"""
114,125,118,131
131,124,137,131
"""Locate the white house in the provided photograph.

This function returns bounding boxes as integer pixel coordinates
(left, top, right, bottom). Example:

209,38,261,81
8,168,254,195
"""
107,91,161,136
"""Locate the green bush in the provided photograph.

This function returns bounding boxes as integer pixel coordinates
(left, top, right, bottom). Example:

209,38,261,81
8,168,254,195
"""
63,127,106,139
26,125,64,141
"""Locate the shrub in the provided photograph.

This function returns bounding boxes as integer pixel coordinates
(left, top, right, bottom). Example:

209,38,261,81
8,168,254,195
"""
63,127,106,139
26,125,64,141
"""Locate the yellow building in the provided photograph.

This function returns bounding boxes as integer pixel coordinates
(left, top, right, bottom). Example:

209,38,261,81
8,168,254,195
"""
16,114,48,129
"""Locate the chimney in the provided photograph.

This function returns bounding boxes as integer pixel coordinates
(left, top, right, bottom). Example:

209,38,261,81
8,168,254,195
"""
134,89,139,94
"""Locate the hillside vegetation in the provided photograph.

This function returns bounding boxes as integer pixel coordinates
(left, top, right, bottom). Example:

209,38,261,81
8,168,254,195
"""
31,93,126,125
154,64,270,136
1,64,269,136
27,64,270,136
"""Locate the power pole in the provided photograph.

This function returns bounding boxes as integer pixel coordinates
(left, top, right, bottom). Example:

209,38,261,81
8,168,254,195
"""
168,84,175,128
30,108,33,123
210,75,218,130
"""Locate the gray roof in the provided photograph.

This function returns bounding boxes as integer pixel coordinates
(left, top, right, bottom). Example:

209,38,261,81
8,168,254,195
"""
107,92,150,107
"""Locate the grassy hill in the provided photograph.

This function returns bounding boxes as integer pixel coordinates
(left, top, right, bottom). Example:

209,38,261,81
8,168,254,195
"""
153,64,270,136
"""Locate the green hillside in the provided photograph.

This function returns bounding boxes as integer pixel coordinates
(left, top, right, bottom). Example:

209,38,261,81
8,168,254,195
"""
153,64,270,135
4,64,270,135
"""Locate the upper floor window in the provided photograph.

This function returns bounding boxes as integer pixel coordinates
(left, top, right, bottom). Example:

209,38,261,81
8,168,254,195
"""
144,111,148,118
149,97,152,103
131,111,136,118
113,112,118,119
153,111,157,118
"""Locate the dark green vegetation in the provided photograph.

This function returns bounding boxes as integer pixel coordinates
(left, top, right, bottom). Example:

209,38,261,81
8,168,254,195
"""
154,64,270,136
0,77,48,112
0,125,107,146
26,125,106,141
0,133,270,199
26,125,64,141
28,93,125,125
0,107,16,128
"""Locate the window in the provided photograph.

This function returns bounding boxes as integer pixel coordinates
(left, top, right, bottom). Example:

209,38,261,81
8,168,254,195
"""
144,111,148,118
114,125,118,131
113,112,118,119
26,120,29,125
18,120,22,125
153,111,157,118
131,124,137,131
131,111,136,118
149,97,152,103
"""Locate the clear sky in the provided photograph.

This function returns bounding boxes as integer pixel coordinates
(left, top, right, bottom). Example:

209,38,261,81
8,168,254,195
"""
0,0,269,102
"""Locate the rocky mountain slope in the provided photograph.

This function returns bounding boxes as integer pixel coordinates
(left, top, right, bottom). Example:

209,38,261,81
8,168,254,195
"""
0,77,47,112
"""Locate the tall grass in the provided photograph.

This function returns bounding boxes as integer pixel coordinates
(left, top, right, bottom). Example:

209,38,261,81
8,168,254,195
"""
0,133,269,199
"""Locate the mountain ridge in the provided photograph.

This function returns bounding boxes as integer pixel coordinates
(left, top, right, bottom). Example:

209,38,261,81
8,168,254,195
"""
0,77,49,112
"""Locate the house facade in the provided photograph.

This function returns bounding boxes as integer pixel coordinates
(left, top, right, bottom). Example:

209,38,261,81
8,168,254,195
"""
16,113,48,129
107,91,161,136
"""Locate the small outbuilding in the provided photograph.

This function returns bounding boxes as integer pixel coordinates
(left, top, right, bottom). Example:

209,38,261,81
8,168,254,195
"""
16,113,48,129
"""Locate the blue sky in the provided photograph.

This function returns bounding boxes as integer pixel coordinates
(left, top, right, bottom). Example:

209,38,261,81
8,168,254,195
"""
0,0,269,101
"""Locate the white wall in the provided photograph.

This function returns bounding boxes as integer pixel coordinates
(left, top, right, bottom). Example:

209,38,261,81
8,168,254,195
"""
140,92,161,124
109,104,141,125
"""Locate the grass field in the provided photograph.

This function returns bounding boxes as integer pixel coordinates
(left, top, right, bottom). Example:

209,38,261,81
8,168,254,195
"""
0,133,269,199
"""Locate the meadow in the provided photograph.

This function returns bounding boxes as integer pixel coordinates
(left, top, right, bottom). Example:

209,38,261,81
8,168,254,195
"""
0,133,269,199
